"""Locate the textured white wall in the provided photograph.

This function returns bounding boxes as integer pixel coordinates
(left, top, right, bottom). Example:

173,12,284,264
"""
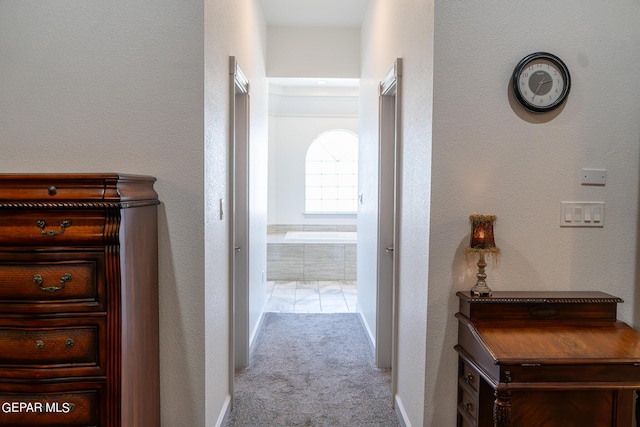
363,0,640,426
205,0,269,424
427,1,640,426
1,1,269,425
0,1,206,425
360,1,435,424
267,26,361,78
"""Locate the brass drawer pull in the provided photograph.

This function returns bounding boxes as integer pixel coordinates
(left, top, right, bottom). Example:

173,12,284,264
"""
466,373,474,384
36,219,72,236
465,402,473,412
35,340,44,349
33,273,72,293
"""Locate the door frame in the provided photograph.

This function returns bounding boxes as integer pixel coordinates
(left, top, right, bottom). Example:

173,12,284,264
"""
229,57,250,399
377,58,402,401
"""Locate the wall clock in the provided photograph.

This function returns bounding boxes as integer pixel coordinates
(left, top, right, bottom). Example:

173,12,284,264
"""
512,52,571,113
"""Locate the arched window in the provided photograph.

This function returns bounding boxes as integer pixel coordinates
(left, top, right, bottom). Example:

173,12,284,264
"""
305,130,358,213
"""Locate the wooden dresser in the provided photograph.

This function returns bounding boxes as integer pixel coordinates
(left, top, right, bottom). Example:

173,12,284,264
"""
455,291,640,427
0,174,160,427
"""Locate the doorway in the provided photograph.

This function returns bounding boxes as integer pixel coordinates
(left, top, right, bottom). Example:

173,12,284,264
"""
377,59,402,399
265,78,360,313
230,57,250,374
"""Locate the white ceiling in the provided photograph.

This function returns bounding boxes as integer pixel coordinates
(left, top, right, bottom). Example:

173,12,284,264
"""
260,0,369,28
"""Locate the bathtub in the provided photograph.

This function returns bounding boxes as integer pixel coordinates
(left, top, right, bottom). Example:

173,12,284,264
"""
267,230,357,281
284,231,357,244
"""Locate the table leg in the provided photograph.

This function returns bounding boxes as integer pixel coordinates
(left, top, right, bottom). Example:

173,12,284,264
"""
494,390,512,427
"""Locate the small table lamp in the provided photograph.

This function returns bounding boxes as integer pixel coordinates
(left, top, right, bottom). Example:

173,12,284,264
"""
464,213,500,297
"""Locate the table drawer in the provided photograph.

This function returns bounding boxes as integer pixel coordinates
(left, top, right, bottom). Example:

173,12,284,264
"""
0,318,105,379
459,388,477,421
0,382,104,426
0,252,105,313
0,211,106,247
461,360,480,392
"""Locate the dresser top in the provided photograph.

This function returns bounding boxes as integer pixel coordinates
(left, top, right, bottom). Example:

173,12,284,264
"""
0,173,158,208
457,291,623,304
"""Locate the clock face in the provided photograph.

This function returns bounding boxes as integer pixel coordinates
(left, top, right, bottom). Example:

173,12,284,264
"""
512,53,570,113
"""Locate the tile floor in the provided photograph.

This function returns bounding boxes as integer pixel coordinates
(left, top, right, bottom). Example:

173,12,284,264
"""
265,280,357,313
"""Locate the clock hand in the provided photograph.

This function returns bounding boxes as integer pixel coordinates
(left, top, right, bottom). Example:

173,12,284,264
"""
533,80,544,96
533,79,553,97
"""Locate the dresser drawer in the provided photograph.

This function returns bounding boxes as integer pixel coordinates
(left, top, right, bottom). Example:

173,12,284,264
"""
0,318,105,379
0,211,106,247
0,176,107,202
0,252,105,313
0,382,105,426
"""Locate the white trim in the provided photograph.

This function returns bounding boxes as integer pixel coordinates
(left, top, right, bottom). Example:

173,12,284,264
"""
249,306,267,350
215,394,232,427
394,394,410,427
357,304,376,352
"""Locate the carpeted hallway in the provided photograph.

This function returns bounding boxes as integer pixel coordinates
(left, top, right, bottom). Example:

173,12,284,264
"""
226,313,400,427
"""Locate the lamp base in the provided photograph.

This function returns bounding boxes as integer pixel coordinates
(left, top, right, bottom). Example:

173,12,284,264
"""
470,252,492,297
470,283,492,297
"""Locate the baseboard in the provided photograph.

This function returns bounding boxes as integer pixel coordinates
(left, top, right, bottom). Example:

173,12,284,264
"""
249,306,267,351
394,394,410,427
215,394,232,427
356,303,376,352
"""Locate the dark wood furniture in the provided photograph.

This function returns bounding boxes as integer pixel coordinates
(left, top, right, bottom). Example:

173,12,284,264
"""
0,174,160,427
455,291,640,427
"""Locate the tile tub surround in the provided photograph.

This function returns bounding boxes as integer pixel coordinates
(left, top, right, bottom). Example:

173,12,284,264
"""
265,280,357,313
268,224,357,234
267,239,357,281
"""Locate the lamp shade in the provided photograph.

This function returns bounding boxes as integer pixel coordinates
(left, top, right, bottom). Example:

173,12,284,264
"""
468,214,497,250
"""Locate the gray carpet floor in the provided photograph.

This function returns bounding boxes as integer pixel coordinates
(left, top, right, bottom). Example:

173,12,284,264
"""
226,313,400,427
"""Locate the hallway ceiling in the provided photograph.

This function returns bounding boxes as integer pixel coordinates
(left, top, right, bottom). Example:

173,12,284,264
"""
260,0,369,27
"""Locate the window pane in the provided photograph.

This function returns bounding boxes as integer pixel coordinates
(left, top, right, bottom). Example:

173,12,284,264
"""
307,161,322,174
322,199,338,212
338,187,356,199
322,187,338,200
338,161,356,175
322,162,338,175
307,174,322,187
307,187,322,199
338,200,356,212
306,200,322,212
305,129,359,213
321,175,338,187
337,175,355,187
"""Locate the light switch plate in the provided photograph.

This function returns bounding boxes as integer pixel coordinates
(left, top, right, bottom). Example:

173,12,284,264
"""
581,169,606,185
560,202,605,227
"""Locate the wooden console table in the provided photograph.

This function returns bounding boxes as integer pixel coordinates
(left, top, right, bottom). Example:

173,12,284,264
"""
455,291,640,427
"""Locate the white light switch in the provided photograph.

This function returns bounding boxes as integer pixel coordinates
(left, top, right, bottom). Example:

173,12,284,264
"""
574,207,582,221
593,207,602,222
560,202,605,227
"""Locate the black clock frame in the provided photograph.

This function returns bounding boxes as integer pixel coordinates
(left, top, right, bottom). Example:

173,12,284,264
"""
512,52,571,113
